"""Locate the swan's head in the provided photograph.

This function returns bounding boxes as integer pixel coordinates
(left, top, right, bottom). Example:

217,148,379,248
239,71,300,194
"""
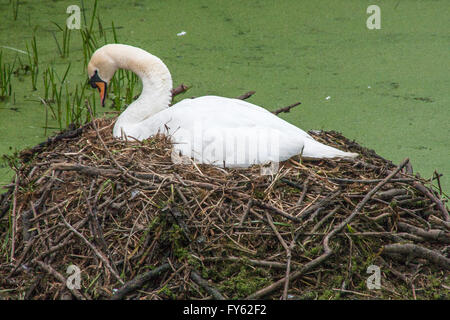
88,44,173,108
87,45,118,106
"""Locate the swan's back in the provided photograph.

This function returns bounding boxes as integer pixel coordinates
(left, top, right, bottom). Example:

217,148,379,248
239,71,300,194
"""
138,96,312,138
121,96,357,166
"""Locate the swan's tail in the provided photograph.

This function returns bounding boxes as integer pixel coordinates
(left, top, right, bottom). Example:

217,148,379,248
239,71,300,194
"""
302,138,359,159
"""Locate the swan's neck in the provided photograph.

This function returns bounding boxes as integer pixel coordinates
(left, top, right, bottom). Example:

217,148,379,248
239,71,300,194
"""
111,46,173,137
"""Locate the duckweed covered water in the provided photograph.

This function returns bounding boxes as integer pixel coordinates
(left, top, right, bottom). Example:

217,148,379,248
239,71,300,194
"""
0,0,448,194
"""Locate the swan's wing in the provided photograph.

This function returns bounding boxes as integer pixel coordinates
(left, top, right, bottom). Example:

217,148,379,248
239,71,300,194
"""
170,96,312,137
172,125,304,167
124,96,306,165
122,95,356,163
128,95,309,138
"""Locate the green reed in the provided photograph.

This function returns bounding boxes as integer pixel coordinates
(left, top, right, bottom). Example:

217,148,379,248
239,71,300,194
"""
80,0,99,68
51,22,72,58
11,0,19,21
0,51,15,98
39,66,62,130
26,34,39,91
42,68,51,102
60,62,71,85
65,82,90,128
111,21,119,43
125,71,139,105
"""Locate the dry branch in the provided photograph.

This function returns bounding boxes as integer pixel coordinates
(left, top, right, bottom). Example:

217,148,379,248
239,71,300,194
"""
111,263,171,300
171,83,189,97
236,91,256,100
382,244,450,270
272,102,301,115
397,222,450,244
190,270,225,300
413,182,449,222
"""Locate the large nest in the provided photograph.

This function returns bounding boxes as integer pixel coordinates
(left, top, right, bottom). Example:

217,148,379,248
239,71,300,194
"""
0,114,449,300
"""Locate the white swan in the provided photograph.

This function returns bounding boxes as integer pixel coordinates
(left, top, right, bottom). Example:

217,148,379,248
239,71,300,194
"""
88,44,357,167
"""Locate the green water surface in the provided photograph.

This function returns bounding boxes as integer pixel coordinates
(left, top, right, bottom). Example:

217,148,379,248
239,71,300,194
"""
0,0,448,194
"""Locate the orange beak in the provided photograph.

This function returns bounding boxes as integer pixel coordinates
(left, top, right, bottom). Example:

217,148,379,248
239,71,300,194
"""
89,71,107,107
94,81,107,107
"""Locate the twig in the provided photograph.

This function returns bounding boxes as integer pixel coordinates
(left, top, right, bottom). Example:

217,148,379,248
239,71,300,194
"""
330,177,414,184
190,270,225,300
252,198,301,223
301,206,340,245
428,215,450,231
264,211,289,252
10,175,19,261
110,263,171,300
433,170,443,196
296,177,310,206
272,102,301,115
376,188,408,200
413,182,449,222
171,83,189,98
397,222,449,244
298,191,341,220
51,162,119,177
280,178,304,191
238,199,253,227
382,243,450,270
331,288,377,298
236,90,256,100
201,256,288,269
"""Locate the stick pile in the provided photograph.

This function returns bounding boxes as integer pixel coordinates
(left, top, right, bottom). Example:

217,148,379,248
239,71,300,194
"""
0,91,448,300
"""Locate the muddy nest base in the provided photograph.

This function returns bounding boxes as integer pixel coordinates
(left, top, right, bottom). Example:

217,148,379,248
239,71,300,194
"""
0,118,449,300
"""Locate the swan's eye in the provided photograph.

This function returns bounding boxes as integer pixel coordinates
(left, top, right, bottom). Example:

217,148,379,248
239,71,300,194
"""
89,70,102,88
